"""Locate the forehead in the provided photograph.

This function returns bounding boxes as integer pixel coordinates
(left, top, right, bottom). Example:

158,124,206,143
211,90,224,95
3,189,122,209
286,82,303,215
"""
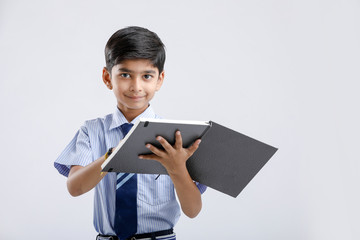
112,59,159,74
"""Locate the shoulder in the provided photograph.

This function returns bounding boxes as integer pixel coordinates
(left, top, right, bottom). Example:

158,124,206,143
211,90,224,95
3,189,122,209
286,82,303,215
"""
154,113,162,119
81,113,113,134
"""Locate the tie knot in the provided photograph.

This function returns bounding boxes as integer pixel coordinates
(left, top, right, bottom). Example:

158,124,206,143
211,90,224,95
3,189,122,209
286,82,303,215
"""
120,123,134,136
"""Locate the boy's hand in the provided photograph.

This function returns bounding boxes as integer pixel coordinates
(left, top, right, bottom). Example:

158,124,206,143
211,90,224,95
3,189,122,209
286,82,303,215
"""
140,131,203,218
139,131,201,175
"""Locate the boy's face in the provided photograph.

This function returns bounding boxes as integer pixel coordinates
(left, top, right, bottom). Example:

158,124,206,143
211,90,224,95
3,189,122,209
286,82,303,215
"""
103,59,164,120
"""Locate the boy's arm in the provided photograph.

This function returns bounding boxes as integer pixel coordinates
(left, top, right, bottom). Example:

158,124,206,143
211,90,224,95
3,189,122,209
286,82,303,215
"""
67,155,108,197
139,131,202,218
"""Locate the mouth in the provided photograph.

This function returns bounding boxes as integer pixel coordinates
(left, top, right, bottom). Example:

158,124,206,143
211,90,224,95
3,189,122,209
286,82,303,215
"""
126,95,146,101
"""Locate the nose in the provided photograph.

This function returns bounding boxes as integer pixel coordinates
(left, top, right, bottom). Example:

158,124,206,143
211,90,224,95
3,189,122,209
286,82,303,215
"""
129,76,142,92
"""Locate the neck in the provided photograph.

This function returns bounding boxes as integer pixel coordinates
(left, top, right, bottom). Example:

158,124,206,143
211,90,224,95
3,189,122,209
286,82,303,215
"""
117,105,149,122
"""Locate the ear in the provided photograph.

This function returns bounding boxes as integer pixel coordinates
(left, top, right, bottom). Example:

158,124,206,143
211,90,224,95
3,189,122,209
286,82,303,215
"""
155,71,165,91
102,67,113,90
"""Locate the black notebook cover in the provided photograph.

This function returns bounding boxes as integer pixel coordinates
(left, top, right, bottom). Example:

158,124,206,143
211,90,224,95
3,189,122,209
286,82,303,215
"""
101,119,278,198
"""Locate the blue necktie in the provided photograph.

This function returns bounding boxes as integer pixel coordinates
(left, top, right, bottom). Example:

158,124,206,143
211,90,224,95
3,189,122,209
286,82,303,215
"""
114,123,137,240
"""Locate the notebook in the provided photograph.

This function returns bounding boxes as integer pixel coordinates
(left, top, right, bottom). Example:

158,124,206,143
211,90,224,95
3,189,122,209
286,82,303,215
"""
102,118,278,197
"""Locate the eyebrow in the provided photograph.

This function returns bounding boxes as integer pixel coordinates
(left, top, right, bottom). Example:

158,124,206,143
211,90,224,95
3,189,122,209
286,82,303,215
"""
117,68,157,74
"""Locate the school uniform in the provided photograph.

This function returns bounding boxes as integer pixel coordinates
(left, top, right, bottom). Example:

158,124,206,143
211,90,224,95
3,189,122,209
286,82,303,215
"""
54,106,207,239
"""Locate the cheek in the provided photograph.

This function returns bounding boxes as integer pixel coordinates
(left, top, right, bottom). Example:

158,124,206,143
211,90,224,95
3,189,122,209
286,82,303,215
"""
149,85,160,94
112,84,125,97
113,81,126,91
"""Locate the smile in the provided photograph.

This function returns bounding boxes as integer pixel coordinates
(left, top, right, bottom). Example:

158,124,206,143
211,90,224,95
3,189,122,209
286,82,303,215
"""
126,95,145,100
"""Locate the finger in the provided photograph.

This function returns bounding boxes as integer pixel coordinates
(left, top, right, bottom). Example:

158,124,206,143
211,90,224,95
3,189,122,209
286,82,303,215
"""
186,139,201,156
156,136,173,153
145,143,166,157
175,131,183,149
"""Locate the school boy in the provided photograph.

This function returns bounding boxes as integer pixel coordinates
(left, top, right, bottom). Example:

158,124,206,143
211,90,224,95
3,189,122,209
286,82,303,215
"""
54,26,207,240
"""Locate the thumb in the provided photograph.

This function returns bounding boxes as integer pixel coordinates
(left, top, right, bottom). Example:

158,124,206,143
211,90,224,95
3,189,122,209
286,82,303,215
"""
186,139,201,156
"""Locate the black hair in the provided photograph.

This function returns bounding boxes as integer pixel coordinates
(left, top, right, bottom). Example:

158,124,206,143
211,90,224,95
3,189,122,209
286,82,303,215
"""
105,26,166,74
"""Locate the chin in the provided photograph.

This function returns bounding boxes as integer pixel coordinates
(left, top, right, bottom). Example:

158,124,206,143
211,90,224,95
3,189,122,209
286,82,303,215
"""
126,103,149,110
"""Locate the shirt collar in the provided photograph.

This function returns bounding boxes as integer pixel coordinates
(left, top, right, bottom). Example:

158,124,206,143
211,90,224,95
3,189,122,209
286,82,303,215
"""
109,105,156,131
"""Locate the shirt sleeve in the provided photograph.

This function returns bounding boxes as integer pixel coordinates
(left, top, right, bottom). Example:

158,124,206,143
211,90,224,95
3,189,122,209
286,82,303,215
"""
54,125,94,177
195,182,207,194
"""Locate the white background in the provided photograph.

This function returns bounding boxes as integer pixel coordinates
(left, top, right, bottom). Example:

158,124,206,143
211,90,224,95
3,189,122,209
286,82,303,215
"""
1,0,359,239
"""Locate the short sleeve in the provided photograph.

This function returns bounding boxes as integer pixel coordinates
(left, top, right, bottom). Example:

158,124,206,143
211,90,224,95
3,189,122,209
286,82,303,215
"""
54,125,94,177
195,182,207,194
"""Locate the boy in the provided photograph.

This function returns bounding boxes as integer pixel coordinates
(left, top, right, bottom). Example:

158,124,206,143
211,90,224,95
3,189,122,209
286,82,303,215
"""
54,26,207,240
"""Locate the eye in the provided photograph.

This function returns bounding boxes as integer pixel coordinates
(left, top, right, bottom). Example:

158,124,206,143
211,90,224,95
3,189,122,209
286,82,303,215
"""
143,74,153,80
120,73,130,78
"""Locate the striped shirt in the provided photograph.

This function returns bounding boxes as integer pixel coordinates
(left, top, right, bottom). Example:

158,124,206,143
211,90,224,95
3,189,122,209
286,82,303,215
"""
54,106,207,235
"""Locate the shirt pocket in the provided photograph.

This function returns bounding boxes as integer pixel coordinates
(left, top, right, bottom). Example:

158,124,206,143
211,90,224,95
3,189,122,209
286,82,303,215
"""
138,174,175,206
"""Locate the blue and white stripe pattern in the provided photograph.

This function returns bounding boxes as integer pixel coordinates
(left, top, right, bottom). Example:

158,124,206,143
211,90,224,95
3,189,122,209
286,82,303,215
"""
54,106,207,236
